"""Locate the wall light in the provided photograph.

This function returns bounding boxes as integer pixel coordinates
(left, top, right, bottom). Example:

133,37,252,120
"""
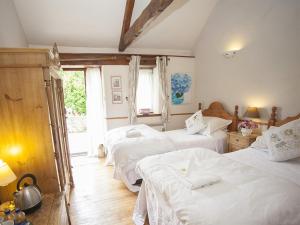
223,37,246,59
9,146,22,156
246,97,267,108
223,50,238,59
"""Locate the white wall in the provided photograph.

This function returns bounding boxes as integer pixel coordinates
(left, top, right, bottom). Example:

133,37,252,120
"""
102,57,196,130
0,0,27,47
194,0,300,120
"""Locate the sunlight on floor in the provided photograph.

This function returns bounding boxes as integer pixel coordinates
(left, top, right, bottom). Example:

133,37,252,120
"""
69,156,139,225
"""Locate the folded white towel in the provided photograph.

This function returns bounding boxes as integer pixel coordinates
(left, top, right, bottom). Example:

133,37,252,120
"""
184,174,221,190
126,128,142,138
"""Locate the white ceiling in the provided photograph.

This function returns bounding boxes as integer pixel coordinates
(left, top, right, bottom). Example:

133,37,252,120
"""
13,0,218,52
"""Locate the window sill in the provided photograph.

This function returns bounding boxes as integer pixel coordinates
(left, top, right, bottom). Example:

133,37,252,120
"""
137,113,161,118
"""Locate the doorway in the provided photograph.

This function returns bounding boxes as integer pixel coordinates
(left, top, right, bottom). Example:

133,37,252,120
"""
61,69,89,157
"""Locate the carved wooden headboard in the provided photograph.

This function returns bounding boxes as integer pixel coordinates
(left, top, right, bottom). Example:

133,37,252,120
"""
198,102,239,132
268,106,300,127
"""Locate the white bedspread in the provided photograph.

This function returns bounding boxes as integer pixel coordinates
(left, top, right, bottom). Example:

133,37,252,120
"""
165,129,227,153
104,124,227,192
134,148,300,225
104,124,176,192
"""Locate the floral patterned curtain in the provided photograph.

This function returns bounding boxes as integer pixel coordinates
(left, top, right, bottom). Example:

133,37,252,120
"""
156,56,169,130
128,56,141,124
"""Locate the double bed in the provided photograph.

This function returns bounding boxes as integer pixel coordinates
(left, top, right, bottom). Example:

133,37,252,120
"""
104,102,239,192
133,110,300,225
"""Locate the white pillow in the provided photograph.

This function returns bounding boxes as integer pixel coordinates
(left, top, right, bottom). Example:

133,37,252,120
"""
185,111,206,134
251,136,268,150
250,126,276,151
201,117,232,136
263,119,300,161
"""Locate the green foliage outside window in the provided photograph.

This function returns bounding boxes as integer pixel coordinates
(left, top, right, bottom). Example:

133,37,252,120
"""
61,71,86,115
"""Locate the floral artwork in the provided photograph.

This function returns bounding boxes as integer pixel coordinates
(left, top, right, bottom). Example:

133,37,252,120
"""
171,73,192,105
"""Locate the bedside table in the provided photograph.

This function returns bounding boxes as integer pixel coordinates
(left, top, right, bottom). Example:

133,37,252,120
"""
228,132,259,152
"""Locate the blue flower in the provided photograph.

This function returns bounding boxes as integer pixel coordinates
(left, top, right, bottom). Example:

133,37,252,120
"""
171,73,192,94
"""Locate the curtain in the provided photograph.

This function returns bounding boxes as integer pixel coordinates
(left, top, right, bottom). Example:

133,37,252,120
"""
128,56,141,124
156,56,169,130
136,69,154,113
86,68,105,157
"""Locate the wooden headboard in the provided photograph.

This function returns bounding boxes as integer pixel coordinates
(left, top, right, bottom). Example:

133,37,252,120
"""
198,102,239,132
268,106,300,127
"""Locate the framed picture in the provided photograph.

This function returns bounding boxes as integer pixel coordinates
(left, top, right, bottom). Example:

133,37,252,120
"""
111,76,122,89
171,73,192,105
112,91,123,104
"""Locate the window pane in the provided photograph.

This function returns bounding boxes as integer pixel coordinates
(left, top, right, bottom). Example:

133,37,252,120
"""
136,69,153,113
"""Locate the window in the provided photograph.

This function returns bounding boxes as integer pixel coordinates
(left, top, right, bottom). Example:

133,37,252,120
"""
136,68,160,114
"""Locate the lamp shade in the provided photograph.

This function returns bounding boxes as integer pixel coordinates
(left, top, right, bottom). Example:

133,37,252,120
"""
0,160,16,186
244,107,260,119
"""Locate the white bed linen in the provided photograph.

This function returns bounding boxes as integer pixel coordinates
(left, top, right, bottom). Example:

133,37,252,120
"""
165,129,227,153
104,124,175,192
104,124,227,192
133,147,300,225
227,148,300,186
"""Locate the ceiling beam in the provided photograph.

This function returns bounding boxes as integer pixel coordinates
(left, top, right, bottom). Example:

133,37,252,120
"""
60,59,156,66
59,52,194,66
119,0,174,52
119,0,135,52
60,53,156,66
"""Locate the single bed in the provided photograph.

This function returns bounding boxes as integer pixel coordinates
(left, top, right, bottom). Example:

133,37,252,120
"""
133,112,300,225
104,102,239,192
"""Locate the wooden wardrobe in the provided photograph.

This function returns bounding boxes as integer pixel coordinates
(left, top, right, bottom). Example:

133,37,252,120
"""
0,48,73,207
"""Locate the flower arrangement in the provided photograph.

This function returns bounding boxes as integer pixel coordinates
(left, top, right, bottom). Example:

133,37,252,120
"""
238,120,258,136
238,120,258,129
171,73,192,105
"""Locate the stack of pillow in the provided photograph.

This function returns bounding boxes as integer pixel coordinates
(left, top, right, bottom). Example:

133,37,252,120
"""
185,110,232,136
251,118,300,161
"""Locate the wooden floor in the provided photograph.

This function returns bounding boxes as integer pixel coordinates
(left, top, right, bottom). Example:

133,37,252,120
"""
69,156,143,225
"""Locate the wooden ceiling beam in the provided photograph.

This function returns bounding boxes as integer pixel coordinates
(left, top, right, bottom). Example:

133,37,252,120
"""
119,0,135,52
59,52,194,66
119,0,174,52
60,59,156,66
60,53,157,62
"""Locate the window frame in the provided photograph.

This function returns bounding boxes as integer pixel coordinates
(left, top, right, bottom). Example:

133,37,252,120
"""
136,67,160,117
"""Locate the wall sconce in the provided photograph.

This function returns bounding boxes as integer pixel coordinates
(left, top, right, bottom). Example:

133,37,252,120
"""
223,50,238,59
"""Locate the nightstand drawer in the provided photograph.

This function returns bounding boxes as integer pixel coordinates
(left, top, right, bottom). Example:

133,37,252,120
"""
227,132,259,153
229,143,244,152
230,135,249,146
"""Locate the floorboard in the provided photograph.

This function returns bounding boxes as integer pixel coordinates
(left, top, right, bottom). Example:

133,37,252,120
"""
69,157,147,225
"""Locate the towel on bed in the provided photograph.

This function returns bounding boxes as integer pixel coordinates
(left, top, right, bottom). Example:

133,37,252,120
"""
180,159,221,190
184,173,221,190
126,128,142,138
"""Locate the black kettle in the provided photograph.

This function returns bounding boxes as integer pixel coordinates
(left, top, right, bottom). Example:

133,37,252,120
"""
13,174,42,213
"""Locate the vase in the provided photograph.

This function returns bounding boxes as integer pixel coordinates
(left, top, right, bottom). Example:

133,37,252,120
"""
172,92,184,105
241,128,252,136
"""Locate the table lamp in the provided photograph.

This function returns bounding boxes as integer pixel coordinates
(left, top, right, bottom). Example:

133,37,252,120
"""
0,160,16,187
244,107,260,120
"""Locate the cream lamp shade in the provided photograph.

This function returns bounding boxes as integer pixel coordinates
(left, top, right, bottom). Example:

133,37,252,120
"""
244,107,260,119
0,160,17,186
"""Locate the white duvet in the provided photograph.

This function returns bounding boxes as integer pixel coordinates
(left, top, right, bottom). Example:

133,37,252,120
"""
104,124,227,192
134,148,300,225
104,124,176,192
